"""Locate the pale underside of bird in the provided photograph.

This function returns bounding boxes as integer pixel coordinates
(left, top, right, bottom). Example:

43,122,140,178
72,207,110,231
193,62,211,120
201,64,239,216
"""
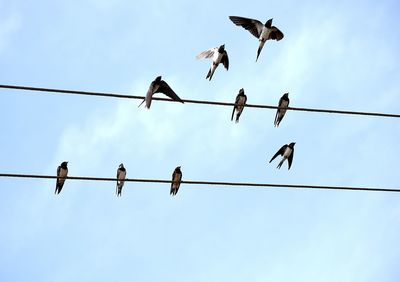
231,89,247,123
116,164,126,197
229,16,284,61
170,166,182,196
139,76,184,109
196,45,229,81
274,93,290,127
55,161,68,195
269,143,295,170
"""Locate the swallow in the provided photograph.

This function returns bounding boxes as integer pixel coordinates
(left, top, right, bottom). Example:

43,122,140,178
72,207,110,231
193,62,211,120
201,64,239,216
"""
196,44,229,81
55,161,68,194
138,76,184,109
274,92,289,127
116,163,126,197
229,16,284,61
170,166,182,196
269,142,295,170
231,88,247,123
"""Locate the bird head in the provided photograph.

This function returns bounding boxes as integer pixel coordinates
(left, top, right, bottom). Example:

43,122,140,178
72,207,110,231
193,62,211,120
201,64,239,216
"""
289,142,296,148
176,166,181,171
119,163,124,168
218,44,225,52
265,18,273,28
239,88,244,94
155,76,162,82
61,161,68,168
283,92,289,98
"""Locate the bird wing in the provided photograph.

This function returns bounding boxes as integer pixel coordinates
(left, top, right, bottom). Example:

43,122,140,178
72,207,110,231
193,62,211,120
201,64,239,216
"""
116,169,121,186
274,96,284,125
156,80,184,103
56,165,61,186
196,47,217,59
231,94,240,121
287,147,294,170
221,51,229,70
229,16,263,38
269,145,287,163
269,26,284,41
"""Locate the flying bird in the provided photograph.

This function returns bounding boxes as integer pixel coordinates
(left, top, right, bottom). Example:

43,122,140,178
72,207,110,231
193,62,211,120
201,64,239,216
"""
269,142,295,170
139,76,184,109
196,44,229,81
170,166,182,196
116,163,126,197
231,88,247,123
229,16,284,61
55,161,68,194
274,92,290,127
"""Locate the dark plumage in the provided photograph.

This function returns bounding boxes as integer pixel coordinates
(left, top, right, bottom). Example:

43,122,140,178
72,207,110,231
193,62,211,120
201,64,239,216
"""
229,16,284,61
139,76,184,108
170,166,182,196
231,88,247,123
55,161,68,195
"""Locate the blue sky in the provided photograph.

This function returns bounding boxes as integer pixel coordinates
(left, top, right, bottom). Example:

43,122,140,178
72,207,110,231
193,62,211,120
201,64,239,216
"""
1,0,400,281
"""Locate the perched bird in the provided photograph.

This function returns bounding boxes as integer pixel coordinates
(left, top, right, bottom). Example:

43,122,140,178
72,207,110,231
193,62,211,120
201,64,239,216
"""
196,44,229,81
269,142,296,170
139,76,184,109
55,161,68,194
229,16,284,61
170,166,182,196
116,163,126,197
274,92,290,127
231,88,247,123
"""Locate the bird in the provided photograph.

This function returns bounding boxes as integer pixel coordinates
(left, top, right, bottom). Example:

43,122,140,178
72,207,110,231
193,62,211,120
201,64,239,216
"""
229,16,284,61
269,142,296,169
274,92,290,127
116,163,126,197
55,161,68,194
138,76,184,109
170,166,182,196
231,88,247,123
196,44,229,81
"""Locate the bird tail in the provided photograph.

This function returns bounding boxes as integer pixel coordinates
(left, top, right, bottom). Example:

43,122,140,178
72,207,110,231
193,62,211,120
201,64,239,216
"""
138,99,146,108
235,112,241,123
277,159,284,169
231,107,236,121
256,41,265,62
206,65,216,81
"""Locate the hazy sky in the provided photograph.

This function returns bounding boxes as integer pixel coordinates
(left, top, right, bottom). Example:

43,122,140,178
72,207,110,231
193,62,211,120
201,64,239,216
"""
1,1,399,281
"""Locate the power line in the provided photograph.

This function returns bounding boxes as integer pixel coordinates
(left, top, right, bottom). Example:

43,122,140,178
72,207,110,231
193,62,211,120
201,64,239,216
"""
1,173,399,193
1,84,399,119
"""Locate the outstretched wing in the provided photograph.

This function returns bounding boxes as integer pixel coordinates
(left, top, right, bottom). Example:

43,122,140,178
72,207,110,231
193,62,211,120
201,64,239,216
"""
269,145,287,163
229,16,263,38
287,147,294,170
221,51,229,70
156,80,184,103
269,26,284,41
196,47,217,59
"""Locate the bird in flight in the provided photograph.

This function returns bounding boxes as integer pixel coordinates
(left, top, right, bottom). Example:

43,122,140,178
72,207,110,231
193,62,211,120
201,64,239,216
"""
116,163,126,197
231,88,247,123
170,166,182,196
229,16,284,62
269,142,295,169
139,76,184,109
55,161,68,195
274,92,290,127
196,44,229,81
